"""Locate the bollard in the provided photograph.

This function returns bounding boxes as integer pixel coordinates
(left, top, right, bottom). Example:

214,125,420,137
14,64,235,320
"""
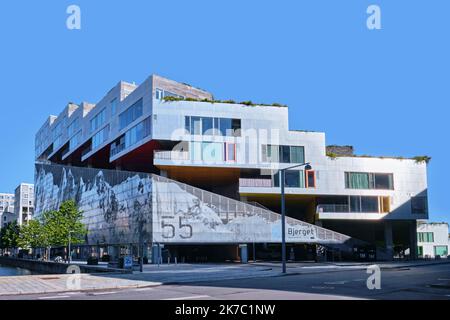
167,257,170,265
175,257,177,265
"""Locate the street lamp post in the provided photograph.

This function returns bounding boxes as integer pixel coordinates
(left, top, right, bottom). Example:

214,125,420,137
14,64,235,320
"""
279,162,312,274
68,231,73,264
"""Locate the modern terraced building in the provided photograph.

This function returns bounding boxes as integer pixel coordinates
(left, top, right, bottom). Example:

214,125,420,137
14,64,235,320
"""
34,74,429,262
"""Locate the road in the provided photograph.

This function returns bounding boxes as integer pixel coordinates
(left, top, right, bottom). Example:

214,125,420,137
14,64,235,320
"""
2,262,449,300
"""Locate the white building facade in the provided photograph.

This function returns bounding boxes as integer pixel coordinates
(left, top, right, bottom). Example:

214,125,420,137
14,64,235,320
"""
417,222,449,258
14,183,34,226
34,74,429,260
0,193,15,228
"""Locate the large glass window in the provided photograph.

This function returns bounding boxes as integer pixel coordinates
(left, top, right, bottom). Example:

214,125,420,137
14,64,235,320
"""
92,125,109,149
184,116,241,137
111,98,118,115
350,196,379,213
202,117,213,135
418,232,434,242
411,196,428,214
345,172,394,190
346,172,370,189
124,117,151,149
273,170,305,188
263,145,304,164
68,118,79,137
119,99,143,130
191,117,202,135
90,108,107,133
69,131,82,151
202,142,223,161
434,246,448,256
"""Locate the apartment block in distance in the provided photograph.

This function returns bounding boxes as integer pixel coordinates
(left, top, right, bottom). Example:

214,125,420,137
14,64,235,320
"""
417,222,448,258
14,183,34,226
0,193,15,228
34,74,429,262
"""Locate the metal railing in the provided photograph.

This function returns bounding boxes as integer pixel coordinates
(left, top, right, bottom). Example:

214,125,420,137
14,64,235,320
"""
316,204,351,213
152,174,354,244
239,178,272,188
111,143,126,157
154,150,190,161
81,146,92,158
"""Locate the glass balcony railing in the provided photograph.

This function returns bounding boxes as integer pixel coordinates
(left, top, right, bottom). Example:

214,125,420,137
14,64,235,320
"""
154,150,190,161
316,204,351,213
239,178,273,188
110,143,126,157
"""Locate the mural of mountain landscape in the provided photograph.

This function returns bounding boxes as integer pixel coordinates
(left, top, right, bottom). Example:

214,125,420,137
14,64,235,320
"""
35,163,349,246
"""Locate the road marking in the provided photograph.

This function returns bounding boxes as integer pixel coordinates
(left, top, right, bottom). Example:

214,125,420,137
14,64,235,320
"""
39,295,71,300
311,286,335,290
164,295,210,300
91,291,118,296
134,288,155,292
324,281,347,285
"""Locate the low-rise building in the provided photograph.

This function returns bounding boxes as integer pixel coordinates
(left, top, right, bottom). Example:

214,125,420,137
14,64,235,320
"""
417,222,449,258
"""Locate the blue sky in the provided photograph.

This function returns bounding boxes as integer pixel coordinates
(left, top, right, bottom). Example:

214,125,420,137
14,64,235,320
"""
0,1,448,223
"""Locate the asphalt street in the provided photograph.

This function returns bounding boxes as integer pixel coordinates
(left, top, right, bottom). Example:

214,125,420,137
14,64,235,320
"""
2,262,449,300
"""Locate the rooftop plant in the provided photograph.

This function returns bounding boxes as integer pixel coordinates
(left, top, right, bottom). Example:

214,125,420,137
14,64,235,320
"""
162,96,287,107
412,156,431,164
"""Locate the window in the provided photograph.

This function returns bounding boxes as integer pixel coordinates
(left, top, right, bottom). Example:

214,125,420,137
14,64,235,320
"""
306,171,316,188
345,172,369,189
417,246,423,257
190,117,202,135
201,142,223,162
123,117,151,150
68,118,79,137
225,143,236,161
262,145,305,164
69,131,82,151
349,196,379,213
119,99,143,130
185,116,241,137
345,172,394,190
202,117,213,135
273,170,305,188
92,125,109,149
90,108,107,133
155,88,184,100
434,246,448,257
190,142,223,161
411,196,428,214
111,98,118,115
418,232,434,242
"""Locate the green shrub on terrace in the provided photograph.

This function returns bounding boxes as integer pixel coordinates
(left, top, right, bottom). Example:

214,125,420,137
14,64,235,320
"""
413,156,431,164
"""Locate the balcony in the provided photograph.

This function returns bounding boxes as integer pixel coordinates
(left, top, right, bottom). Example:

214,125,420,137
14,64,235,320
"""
239,178,273,188
81,146,92,158
154,150,190,161
111,143,126,157
316,204,350,213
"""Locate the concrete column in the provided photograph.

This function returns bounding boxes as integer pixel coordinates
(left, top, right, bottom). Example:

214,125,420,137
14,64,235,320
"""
384,221,394,261
151,244,162,264
409,220,418,260
239,244,248,264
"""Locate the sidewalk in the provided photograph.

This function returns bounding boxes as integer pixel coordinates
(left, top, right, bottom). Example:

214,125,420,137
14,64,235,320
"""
0,274,159,296
0,259,448,296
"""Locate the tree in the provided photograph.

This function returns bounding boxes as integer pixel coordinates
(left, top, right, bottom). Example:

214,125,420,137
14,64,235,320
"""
18,220,48,258
41,200,87,260
0,222,20,255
